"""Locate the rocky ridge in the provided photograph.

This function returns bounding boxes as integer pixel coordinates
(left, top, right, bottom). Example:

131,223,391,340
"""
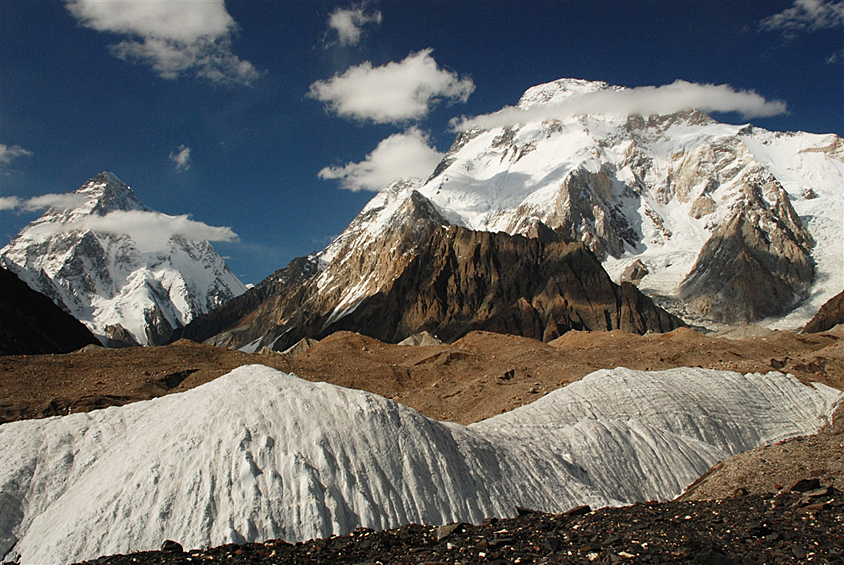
313,225,683,344
196,224,682,352
0,173,246,346
0,266,99,355
803,289,844,334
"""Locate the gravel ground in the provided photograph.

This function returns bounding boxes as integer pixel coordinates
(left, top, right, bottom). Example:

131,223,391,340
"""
77,483,843,565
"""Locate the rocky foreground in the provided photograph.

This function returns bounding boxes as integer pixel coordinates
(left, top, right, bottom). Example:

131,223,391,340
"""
78,481,842,565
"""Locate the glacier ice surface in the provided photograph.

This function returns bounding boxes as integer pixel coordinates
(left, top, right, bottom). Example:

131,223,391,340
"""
0,365,840,564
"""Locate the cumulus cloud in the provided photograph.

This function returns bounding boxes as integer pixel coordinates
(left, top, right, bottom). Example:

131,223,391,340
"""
0,144,33,165
760,0,844,33
307,49,475,123
450,80,788,131
318,127,444,191
327,4,382,46
28,210,238,243
64,0,262,84
170,145,192,172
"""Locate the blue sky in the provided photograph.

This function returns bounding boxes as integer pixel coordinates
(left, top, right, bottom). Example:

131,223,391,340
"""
2,0,842,284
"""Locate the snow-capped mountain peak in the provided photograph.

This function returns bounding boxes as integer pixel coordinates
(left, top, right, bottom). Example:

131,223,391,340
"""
0,172,246,346
73,171,146,213
410,82,842,328
517,77,616,109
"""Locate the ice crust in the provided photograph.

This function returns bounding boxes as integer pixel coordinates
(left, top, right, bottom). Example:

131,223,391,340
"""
1,365,839,564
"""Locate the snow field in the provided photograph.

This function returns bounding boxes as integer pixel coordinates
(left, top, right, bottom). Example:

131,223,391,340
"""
1,365,840,564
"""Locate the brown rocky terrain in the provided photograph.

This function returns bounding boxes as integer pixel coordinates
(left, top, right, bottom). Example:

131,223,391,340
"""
3,326,841,426
672,139,815,326
803,289,844,334
317,226,683,344
183,224,684,353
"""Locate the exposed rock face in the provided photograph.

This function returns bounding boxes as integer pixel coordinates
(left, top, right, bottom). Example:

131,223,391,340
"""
679,171,815,324
0,172,246,345
803,290,844,333
0,266,100,355
174,254,320,346
204,180,453,351
622,259,649,284
104,324,140,348
235,226,683,349
325,226,683,343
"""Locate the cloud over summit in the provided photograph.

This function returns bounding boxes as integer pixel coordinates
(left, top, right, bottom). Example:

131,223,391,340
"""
4,191,237,244
28,210,238,245
451,80,788,131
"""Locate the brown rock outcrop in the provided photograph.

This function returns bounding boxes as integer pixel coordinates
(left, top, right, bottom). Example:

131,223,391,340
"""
313,226,683,344
679,173,814,324
803,290,844,333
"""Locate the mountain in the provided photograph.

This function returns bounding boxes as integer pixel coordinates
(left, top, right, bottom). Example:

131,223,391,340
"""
412,79,840,327
0,266,100,355
185,78,841,349
239,225,683,348
2,365,839,563
0,173,247,346
183,182,682,351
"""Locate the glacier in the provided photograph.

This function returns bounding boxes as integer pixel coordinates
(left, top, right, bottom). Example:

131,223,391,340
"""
0,364,839,564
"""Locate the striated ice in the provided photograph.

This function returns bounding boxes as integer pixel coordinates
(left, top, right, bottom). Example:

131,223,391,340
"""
1,365,839,564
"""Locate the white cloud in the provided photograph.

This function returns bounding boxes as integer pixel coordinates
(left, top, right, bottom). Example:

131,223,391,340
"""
327,4,382,46
0,193,88,212
307,49,475,123
760,0,844,32
170,145,192,172
64,0,262,85
451,80,788,131
0,196,22,211
22,193,89,212
318,127,444,191
28,209,238,243
0,144,33,165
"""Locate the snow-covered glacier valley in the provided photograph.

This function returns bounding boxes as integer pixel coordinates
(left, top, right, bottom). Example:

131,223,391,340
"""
1,364,840,564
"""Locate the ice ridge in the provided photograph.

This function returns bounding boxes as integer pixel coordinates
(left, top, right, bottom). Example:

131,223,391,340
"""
0,365,839,563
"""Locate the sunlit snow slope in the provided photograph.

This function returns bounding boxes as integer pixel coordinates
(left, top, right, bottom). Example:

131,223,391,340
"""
1,365,839,564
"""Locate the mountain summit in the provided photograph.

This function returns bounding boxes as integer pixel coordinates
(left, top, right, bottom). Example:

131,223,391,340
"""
0,172,246,346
